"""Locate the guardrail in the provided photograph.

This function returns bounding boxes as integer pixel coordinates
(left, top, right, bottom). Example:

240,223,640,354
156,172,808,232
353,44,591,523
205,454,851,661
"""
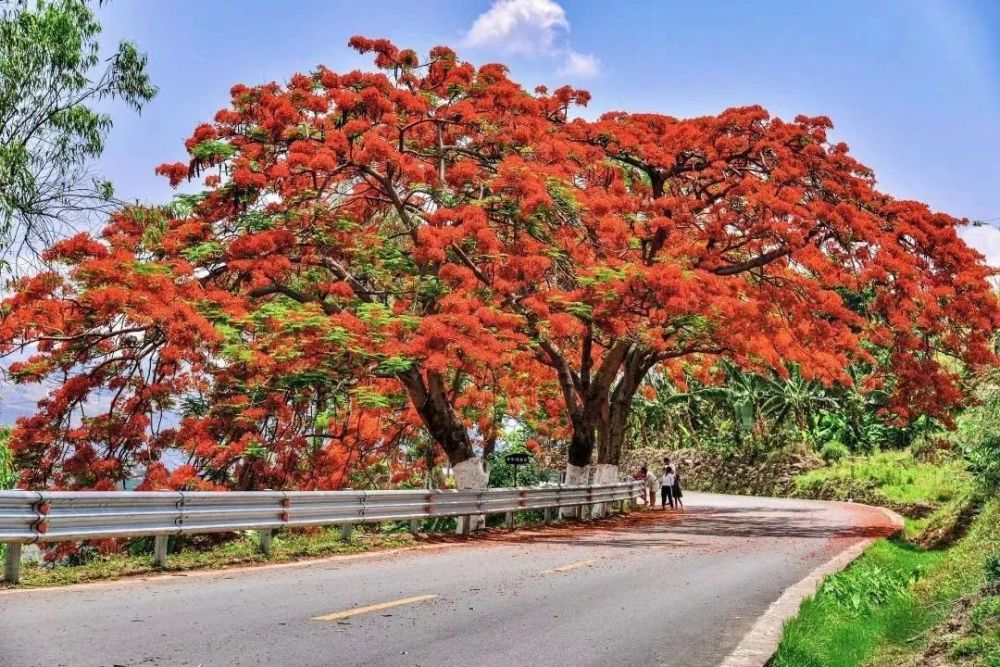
0,481,642,584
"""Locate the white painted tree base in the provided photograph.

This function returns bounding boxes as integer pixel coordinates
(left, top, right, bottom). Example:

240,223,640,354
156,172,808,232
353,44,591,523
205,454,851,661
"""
561,463,589,518
453,457,488,532
453,457,489,489
591,464,619,517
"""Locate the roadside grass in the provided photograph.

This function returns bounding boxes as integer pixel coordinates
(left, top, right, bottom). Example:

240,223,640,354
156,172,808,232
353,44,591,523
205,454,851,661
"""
1,526,420,589
0,511,564,589
770,538,948,667
771,500,999,667
794,450,971,509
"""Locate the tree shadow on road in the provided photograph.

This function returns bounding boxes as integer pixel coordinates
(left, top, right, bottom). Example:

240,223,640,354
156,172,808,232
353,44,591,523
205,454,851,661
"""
420,502,896,552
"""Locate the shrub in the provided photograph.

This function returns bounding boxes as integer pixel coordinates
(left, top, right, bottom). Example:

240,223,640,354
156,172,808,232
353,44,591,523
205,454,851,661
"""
985,552,1000,584
966,433,1000,494
970,596,1000,632
820,441,851,463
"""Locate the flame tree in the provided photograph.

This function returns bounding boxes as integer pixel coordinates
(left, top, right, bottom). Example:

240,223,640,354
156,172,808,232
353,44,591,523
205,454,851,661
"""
1,38,996,493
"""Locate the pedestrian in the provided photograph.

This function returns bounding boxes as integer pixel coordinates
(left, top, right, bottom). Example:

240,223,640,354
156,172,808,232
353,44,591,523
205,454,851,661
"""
665,456,678,478
661,466,675,510
634,466,648,504
672,468,684,509
643,465,658,508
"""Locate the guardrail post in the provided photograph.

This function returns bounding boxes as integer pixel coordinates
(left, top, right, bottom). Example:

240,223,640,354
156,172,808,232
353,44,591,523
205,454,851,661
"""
457,515,471,535
340,523,353,541
259,529,273,556
410,518,420,535
3,544,22,584
505,511,514,529
543,507,554,524
153,535,168,568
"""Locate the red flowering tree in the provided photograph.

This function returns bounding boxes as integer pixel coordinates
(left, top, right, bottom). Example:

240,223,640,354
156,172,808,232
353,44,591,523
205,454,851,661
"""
1,37,996,500
0,211,418,490
450,106,998,485
0,38,579,492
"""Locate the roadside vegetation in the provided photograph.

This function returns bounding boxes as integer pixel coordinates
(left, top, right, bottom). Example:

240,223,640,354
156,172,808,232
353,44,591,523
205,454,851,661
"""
772,501,998,667
769,367,1000,667
624,361,1000,667
2,526,419,589
793,450,973,537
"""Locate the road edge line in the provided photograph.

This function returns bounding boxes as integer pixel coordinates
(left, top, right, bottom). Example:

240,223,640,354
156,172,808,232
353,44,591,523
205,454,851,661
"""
717,503,905,667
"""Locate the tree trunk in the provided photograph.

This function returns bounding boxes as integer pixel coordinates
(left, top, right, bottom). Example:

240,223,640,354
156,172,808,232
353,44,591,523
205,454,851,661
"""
397,367,488,530
591,463,620,517
597,349,656,468
562,411,595,517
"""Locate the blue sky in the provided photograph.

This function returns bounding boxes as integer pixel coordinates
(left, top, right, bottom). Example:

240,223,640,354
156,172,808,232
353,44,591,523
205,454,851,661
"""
1,0,998,422
92,0,1000,260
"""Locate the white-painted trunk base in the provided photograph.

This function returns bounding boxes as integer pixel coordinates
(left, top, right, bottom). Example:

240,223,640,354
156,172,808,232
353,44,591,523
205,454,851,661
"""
561,463,589,518
591,464,619,517
452,457,488,532
564,463,589,486
452,457,489,489
592,464,619,484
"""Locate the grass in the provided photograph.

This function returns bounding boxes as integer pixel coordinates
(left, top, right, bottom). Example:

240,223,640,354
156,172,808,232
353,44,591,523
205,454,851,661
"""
0,511,559,589
771,538,948,667
794,450,971,509
3,525,420,589
771,499,1000,667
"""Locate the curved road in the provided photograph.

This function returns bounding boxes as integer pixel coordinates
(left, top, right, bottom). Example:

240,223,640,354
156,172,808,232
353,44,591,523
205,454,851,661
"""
0,493,895,667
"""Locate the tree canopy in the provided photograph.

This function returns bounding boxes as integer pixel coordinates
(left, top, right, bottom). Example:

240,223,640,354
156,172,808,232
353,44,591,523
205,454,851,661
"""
1,37,995,492
0,0,156,270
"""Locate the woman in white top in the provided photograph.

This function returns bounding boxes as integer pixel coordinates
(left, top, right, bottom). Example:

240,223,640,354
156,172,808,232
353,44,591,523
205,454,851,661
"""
660,467,675,509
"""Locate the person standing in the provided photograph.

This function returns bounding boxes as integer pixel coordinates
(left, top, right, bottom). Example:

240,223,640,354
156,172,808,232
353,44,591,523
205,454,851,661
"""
661,466,676,510
672,468,684,509
663,455,679,479
643,465,658,508
634,466,648,504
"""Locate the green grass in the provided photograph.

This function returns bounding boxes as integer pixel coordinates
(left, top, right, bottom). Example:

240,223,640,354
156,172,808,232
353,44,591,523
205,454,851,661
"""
772,500,1000,667
1,510,565,589
795,450,971,508
3,526,419,589
771,539,948,667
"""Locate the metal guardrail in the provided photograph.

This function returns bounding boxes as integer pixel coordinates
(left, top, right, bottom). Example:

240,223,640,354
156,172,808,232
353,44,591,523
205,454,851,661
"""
1,481,642,583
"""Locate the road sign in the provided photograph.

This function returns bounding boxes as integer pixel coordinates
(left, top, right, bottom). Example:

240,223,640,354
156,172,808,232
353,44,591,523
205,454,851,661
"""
505,452,531,487
504,453,530,466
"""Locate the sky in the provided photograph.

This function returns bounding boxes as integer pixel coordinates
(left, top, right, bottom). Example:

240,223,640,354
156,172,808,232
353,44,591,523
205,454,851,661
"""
2,0,999,421
92,0,1000,258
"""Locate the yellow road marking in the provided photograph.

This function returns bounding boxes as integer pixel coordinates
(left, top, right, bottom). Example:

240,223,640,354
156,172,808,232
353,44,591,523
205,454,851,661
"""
541,559,596,574
312,594,438,621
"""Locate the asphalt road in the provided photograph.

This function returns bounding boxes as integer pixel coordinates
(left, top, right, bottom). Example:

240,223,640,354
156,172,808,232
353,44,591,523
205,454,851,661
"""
0,493,894,667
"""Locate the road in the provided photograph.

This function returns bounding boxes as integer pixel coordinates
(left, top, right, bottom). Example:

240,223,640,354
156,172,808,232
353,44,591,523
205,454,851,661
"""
0,493,895,667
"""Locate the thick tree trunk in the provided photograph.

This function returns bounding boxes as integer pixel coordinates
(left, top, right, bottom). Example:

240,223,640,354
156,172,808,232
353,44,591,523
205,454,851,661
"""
591,462,620,517
397,367,488,530
399,368,475,466
596,349,656,469
562,412,594,517
566,410,597,469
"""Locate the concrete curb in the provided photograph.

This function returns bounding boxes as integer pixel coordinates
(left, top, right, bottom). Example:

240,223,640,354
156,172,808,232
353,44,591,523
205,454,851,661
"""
718,502,905,667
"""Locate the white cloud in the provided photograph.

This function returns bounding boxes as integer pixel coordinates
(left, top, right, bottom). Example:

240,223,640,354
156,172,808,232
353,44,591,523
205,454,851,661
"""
464,0,568,55
559,49,602,78
463,0,600,77
960,225,1000,269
